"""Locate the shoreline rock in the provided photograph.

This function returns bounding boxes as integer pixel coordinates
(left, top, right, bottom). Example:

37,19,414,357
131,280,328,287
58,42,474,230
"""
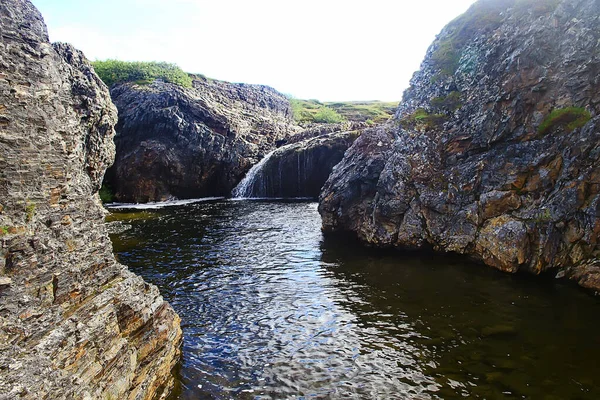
319,0,600,292
0,1,182,398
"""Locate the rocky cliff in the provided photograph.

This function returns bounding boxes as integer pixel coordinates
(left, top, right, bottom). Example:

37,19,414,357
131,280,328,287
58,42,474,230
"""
104,76,299,202
233,131,359,198
0,1,181,399
319,0,600,291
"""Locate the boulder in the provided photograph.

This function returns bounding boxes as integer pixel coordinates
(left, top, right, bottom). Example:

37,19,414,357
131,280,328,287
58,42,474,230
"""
319,0,600,291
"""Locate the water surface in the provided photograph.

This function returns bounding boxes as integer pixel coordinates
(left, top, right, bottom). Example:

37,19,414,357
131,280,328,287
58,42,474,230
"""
109,200,600,399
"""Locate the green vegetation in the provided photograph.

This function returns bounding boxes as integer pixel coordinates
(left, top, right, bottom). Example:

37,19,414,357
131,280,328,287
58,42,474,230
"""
430,1,505,76
326,101,397,124
290,99,345,124
430,0,559,77
399,108,448,131
0,226,9,236
538,107,591,135
431,91,462,112
534,208,553,223
25,202,35,222
99,183,115,204
312,106,345,123
91,60,193,88
289,98,396,125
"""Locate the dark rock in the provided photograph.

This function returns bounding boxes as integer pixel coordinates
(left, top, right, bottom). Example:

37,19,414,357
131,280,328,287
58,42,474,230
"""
105,77,300,202
0,1,181,398
233,131,358,198
319,0,600,291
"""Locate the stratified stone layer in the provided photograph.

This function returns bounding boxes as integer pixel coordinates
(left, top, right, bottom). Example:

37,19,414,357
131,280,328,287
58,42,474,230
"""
0,1,181,398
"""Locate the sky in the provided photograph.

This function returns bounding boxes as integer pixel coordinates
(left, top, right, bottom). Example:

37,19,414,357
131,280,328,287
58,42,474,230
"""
30,0,476,101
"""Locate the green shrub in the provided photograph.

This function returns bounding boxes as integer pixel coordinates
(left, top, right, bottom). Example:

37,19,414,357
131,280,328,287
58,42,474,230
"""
538,107,591,135
99,183,115,204
312,107,344,123
92,60,193,88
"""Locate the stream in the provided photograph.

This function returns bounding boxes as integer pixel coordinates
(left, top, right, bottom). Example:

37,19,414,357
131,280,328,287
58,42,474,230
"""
108,199,600,399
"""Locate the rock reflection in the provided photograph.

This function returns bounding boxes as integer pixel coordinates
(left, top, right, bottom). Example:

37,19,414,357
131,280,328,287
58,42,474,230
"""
109,200,600,400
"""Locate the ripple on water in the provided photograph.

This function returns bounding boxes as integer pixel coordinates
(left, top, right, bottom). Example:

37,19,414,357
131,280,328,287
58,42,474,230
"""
109,200,600,400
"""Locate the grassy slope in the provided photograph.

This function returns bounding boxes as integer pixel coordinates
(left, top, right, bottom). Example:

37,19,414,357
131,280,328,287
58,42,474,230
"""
291,99,398,125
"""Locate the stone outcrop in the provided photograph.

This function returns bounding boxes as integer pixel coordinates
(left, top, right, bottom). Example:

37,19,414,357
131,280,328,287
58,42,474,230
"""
283,121,366,145
0,1,181,399
233,131,359,198
104,77,300,202
319,0,600,291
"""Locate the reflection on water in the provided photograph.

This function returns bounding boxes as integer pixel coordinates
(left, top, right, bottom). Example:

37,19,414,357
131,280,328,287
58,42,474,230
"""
109,200,600,399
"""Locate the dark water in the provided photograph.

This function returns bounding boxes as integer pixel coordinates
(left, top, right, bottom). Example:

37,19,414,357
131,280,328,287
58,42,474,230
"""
108,200,600,399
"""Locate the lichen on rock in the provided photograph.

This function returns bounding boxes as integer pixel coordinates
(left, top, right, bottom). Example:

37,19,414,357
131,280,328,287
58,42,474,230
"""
0,1,181,398
319,0,600,291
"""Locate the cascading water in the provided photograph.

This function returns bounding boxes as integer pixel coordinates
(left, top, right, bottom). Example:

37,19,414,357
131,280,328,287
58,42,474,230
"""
231,134,352,198
231,149,277,198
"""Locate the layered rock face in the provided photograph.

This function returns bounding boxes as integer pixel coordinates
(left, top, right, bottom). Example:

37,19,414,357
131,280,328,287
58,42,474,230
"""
0,1,181,399
105,77,299,202
233,131,358,198
320,0,600,290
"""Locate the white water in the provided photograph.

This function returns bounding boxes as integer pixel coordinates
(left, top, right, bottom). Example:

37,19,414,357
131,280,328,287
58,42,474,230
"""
231,149,277,198
106,197,224,210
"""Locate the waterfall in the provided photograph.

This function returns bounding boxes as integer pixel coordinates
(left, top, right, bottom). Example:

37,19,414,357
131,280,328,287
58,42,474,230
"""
231,149,277,198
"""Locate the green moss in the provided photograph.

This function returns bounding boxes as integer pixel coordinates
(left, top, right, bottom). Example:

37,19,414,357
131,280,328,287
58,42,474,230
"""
430,0,559,76
0,226,9,236
91,60,193,88
399,108,448,131
99,183,115,204
25,202,35,222
431,91,462,112
533,208,553,223
538,107,591,135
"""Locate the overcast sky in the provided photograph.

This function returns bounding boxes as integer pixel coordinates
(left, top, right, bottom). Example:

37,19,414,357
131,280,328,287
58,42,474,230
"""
31,0,476,101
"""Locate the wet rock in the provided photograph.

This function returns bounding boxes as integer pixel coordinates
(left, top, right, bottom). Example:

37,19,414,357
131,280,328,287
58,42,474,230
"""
234,131,358,198
105,77,300,202
0,1,181,398
319,0,600,291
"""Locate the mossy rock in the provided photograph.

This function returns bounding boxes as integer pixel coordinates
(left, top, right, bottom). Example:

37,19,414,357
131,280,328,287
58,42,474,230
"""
431,0,560,76
431,91,462,112
399,108,448,131
538,107,591,135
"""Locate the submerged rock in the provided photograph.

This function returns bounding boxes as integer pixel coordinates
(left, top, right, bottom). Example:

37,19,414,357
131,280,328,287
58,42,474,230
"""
105,77,300,202
0,1,181,398
319,0,600,291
